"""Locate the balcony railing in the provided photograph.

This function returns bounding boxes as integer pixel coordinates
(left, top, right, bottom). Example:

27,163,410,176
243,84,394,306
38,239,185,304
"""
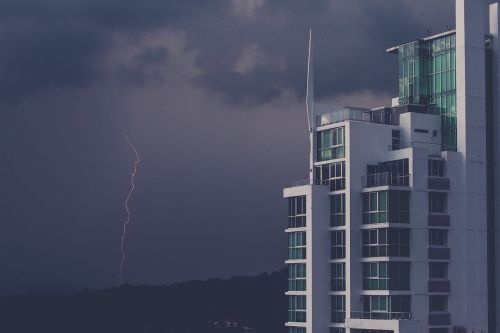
350,311,412,320
291,179,336,188
429,313,451,325
428,177,450,190
362,172,410,188
291,179,312,187
389,141,451,155
315,106,397,127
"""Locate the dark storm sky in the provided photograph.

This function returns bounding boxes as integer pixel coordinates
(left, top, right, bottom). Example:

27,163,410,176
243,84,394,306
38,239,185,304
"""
1,0,455,295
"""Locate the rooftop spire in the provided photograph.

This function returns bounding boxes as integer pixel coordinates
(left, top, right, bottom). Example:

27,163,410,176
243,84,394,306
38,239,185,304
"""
306,28,314,131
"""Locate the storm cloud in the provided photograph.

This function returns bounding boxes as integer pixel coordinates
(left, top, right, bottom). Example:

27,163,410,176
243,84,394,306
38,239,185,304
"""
0,0,456,295
0,0,455,105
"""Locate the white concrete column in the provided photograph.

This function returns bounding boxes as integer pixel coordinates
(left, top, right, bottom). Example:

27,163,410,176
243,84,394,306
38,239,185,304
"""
489,2,500,332
455,0,488,331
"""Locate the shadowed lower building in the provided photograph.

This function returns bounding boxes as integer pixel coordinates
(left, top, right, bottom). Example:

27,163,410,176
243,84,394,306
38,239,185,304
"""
283,1,500,332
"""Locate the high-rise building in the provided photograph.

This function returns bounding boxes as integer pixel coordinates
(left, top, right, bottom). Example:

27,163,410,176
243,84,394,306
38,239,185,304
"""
283,1,500,332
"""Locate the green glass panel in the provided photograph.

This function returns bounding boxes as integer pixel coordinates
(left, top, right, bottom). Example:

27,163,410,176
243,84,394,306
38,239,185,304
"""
378,279,385,290
322,130,332,148
380,296,388,310
379,191,388,210
370,193,378,211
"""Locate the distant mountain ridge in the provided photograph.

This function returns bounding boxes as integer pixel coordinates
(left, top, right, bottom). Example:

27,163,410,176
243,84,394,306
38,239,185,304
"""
0,269,287,333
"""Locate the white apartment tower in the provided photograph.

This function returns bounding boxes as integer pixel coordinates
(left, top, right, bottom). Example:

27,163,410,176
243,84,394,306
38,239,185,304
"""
283,1,500,332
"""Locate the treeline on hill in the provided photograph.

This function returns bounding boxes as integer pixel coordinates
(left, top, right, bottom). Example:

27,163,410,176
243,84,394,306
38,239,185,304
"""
0,269,287,333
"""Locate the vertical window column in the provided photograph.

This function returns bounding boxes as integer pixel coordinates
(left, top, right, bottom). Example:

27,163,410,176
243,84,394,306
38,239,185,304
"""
288,196,306,229
288,295,306,322
288,264,306,291
331,230,345,259
331,263,345,291
315,161,345,191
331,295,345,323
288,232,306,260
429,192,447,213
317,127,345,162
330,194,345,227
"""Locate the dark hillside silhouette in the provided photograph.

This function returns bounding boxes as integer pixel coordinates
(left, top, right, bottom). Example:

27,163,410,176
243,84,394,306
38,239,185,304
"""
0,269,287,333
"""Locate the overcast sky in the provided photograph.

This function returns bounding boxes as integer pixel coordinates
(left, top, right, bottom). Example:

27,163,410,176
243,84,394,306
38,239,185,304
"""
0,0,455,295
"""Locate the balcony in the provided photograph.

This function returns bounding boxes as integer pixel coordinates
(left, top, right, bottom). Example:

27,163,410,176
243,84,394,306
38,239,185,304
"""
315,106,397,127
291,179,329,187
362,172,410,188
388,141,451,156
291,179,313,187
350,312,412,320
428,177,450,190
429,313,451,325
428,214,450,227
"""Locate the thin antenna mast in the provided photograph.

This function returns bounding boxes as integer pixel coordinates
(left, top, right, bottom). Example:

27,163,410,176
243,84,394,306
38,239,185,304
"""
306,28,314,132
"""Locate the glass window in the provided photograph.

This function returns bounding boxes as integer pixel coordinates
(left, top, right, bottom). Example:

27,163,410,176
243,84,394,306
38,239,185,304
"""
331,263,345,291
315,161,345,191
288,296,307,322
363,191,409,224
429,192,447,213
331,295,345,323
289,327,306,333
363,191,388,224
363,296,411,317
429,262,448,279
429,295,448,312
428,159,445,177
288,196,306,229
317,127,345,162
363,262,410,291
288,232,306,260
331,230,345,259
362,228,410,257
429,229,448,246
331,194,345,227
288,264,306,291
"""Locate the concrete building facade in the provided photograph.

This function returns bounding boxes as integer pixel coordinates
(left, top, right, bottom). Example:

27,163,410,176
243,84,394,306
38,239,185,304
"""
283,1,500,332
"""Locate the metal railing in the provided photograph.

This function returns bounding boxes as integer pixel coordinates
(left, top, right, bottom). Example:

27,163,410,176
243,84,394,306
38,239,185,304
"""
428,177,450,190
388,141,451,155
291,179,312,187
316,108,371,126
350,311,412,320
291,179,331,188
362,172,410,188
315,107,397,127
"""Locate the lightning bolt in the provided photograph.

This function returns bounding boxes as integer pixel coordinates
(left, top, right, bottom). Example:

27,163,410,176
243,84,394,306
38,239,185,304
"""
118,122,140,285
